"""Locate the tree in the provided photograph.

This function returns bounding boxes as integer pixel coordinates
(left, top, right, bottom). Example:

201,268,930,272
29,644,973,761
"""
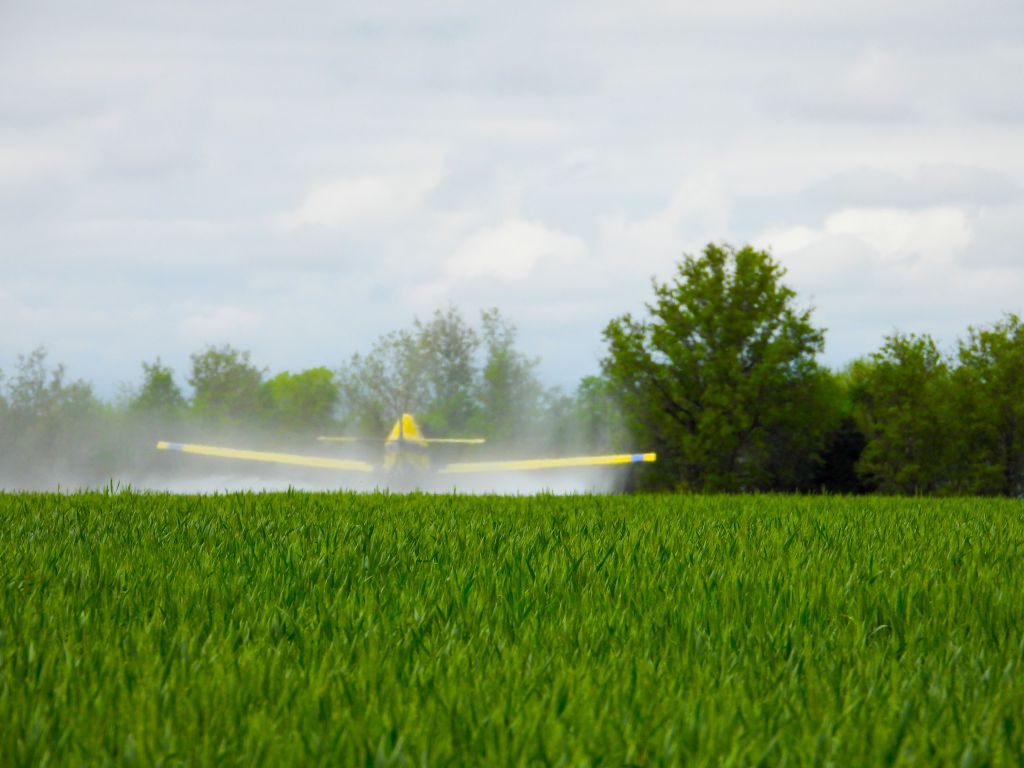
188,345,268,423
602,243,834,491
533,375,634,462
849,333,953,494
475,308,543,441
952,314,1024,496
264,367,340,433
130,358,186,420
337,329,429,436
337,307,542,440
810,368,871,494
416,307,481,435
0,348,104,483
561,375,630,453
5,347,97,425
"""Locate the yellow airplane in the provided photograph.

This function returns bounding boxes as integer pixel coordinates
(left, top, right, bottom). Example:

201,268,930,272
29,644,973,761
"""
156,413,655,485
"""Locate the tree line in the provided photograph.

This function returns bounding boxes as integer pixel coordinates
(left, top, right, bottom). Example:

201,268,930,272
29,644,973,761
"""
0,243,1020,494
603,244,1023,496
0,308,613,487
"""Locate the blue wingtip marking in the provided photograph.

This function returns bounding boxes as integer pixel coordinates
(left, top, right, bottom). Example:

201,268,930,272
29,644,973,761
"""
630,453,645,463
165,442,184,452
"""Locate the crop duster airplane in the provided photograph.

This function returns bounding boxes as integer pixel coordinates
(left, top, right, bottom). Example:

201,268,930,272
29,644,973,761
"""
156,413,656,487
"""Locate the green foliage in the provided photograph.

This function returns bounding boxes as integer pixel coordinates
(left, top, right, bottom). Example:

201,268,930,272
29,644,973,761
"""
556,375,630,454
4,297,1024,494
0,348,120,485
3,493,1024,764
4,347,96,422
850,333,954,494
338,307,545,440
2,348,98,449
416,306,481,435
338,328,430,435
129,358,186,419
475,308,543,441
189,344,269,424
603,243,835,491
953,314,1024,496
264,367,340,434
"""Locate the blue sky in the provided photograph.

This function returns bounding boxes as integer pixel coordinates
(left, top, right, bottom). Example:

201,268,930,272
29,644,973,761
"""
2,0,1023,397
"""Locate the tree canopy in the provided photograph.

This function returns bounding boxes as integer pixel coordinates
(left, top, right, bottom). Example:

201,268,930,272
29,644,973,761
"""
188,345,268,424
264,368,339,434
337,307,546,441
131,358,187,420
602,243,835,491
848,333,953,495
953,315,1024,496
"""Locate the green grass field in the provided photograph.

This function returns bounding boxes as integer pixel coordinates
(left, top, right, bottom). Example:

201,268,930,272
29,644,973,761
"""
2,492,1023,765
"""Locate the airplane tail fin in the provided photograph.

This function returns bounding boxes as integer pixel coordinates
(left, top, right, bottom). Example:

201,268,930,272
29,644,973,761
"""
384,414,485,445
387,413,426,444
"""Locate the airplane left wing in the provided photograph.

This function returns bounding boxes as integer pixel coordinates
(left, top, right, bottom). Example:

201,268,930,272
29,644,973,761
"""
156,441,375,473
439,452,656,474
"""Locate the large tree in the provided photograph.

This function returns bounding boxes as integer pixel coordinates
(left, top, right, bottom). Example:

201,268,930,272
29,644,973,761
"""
130,358,187,421
337,307,543,439
264,367,340,434
849,333,953,494
188,345,268,424
337,328,431,436
602,243,834,491
0,348,104,483
475,308,543,441
4,347,97,427
952,314,1024,496
416,307,481,435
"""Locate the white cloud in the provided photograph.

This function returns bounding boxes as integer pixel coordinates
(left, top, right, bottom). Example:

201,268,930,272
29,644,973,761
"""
446,218,586,281
277,165,443,232
599,174,731,276
825,207,970,258
757,205,1024,361
758,207,971,286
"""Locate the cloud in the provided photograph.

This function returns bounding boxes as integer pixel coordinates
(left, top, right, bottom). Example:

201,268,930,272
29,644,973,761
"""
277,166,443,232
757,207,968,290
959,203,1024,268
796,165,1023,211
599,174,730,276
756,205,1024,361
2,0,1024,395
446,219,586,281
822,207,970,258
774,47,924,122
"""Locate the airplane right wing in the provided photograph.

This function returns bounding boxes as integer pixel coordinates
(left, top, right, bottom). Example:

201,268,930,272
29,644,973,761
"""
438,452,656,474
156,441,375,473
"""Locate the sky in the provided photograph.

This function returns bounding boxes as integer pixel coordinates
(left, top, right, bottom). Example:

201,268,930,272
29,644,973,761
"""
2,0,1023,398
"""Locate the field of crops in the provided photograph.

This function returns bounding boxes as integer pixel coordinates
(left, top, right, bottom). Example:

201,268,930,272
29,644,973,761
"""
2,492,1023,765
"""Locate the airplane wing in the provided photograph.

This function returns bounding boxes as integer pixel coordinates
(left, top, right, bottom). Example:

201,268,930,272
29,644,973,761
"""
439,452,656,474
316,436,379,444
156,441,375,473
318,436,486,445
